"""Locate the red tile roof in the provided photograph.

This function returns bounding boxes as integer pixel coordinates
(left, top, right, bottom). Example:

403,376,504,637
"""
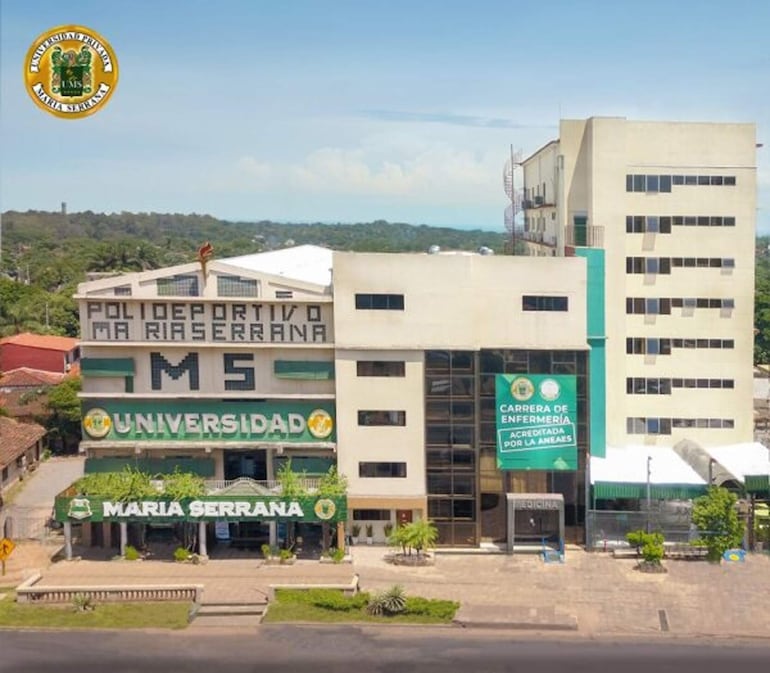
0,333,79,352
0,390,50,419
0,416,46,467
0,367,66,389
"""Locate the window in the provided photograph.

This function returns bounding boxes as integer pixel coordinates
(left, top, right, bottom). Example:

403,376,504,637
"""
355,293,404,310
274,360,335,380
217,274,259,297
522,295,568,311
352,509,391,521
275,290,293,299
114,285,132,296
359,462,407,478
356,361,406,377
157,275,199,297
357,410,406,426
626,174,732,192
626,418,671,435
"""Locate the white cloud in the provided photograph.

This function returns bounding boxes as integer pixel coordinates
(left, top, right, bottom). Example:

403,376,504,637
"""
225,137,502,206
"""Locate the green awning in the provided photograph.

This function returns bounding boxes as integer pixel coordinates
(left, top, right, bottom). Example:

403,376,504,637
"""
84,457,215,477
81,358,135,377
274,360,335,380
745,474,770,495
593,482,708,500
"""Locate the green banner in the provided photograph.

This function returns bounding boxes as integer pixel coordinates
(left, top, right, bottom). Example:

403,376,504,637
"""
55,494,347,523
82,400,335,443
495,374,577,471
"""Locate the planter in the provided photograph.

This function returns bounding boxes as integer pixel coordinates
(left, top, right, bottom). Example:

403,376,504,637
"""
366,537,373,545
263,556,297,566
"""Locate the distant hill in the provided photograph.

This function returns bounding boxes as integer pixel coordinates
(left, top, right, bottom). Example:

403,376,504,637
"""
1,210,507,259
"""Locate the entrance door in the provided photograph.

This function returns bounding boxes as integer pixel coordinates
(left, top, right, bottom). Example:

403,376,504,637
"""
396,510,413,526
224,450,267,480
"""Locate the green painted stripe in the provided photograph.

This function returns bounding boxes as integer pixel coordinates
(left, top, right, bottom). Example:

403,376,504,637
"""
81,358,135,377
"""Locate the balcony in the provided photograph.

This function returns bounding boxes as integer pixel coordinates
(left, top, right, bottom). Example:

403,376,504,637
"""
565,224,604,248
521,196,554,210
521,230,557,247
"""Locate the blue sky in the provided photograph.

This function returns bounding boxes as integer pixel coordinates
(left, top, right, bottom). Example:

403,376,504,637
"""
1,0,768,231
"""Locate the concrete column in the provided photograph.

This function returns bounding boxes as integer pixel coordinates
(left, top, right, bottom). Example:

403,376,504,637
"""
119,522,128,557
198,521,208,558
336,521,345,553
269,521,277,547
81,522,92,547
213,449,225,480
63,522,73,560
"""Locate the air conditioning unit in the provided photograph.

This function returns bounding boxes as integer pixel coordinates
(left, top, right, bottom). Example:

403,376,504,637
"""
534,195,544,206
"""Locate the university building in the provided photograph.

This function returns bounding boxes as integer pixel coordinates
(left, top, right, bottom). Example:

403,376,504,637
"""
71,118,769,551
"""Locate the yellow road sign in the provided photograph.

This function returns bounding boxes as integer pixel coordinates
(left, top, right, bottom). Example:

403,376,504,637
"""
0,537,16,561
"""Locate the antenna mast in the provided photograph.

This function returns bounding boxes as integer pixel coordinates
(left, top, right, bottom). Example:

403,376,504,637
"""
503,146,522,255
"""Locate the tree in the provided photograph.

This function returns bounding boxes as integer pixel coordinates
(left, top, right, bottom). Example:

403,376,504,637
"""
389,519,438,557
691,486,744,562
45,376,82,453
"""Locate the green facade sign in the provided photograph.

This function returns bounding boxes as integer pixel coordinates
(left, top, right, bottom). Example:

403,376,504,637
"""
82,400,335,443
54,494,347,523
495,374,577,471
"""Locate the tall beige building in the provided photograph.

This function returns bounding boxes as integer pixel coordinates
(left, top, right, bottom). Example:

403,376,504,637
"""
522,117,757,448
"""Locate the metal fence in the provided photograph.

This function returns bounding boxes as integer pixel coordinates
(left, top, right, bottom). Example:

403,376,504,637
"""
586,506,694,550
1,507,59,542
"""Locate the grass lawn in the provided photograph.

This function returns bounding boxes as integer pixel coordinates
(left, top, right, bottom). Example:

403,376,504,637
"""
0,594,190,629
262,589,458,625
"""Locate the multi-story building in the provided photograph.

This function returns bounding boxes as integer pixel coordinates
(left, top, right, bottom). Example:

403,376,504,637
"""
67,118,768,553
522,117,757,448
75,245,600,547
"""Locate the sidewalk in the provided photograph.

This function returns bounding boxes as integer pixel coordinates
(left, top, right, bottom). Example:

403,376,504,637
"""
12,541,770,639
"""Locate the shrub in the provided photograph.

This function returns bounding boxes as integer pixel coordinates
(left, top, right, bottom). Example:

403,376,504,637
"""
625,530,664,565
331,547,345,563
72,592,94,612
351,524,361,538
365,524,374,538
279,548,294,562
383,522,394,538
174,546,191,562
307,589,358,612
124,545,140,561
692,486,744,562
366,585,407,616
261,543,272,559
404,596,460,620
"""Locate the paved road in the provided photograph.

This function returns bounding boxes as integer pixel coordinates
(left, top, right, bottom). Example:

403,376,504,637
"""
9,456,84,508
2,628,769,673
2,456,83,541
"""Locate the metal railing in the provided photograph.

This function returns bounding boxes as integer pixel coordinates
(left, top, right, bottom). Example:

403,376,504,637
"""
564,224,604,248
586,510,694,550
203,477,322,494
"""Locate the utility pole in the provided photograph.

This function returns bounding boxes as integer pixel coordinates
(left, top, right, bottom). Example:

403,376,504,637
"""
646,456,652,533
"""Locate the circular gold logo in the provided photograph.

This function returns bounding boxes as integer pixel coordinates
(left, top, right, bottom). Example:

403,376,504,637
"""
82,407,112,439
24,25,119,119
314,498,336,520
307,409,334,439
510,377,535,402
